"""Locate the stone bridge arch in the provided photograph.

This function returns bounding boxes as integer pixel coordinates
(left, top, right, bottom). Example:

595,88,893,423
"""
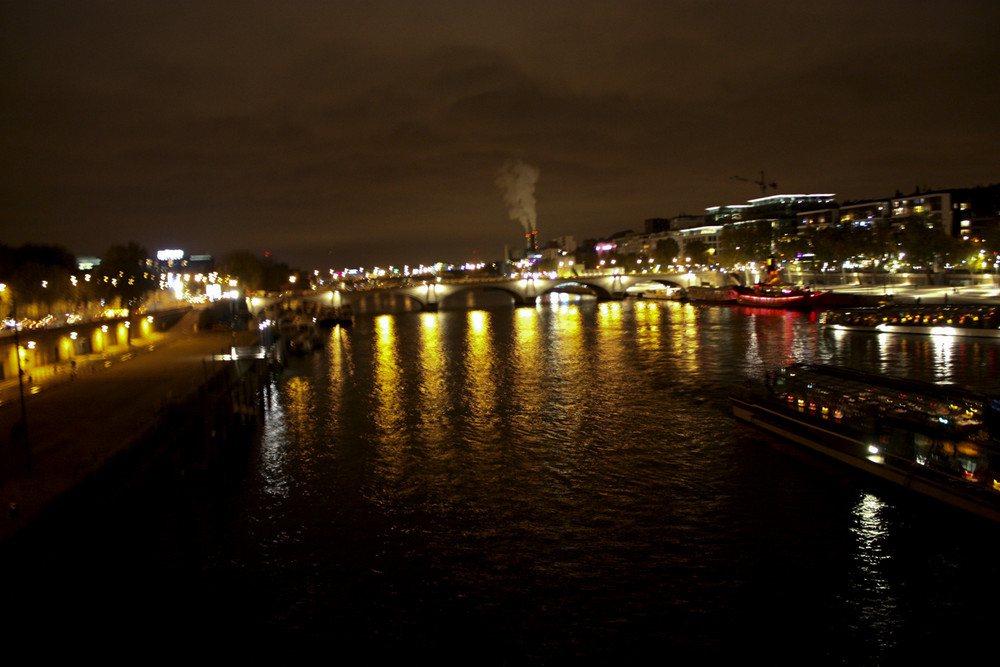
544,280,615,301
245,270,737,316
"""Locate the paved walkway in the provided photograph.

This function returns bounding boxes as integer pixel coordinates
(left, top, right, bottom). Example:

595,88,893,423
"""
821,282,1000,305
0,311,261,544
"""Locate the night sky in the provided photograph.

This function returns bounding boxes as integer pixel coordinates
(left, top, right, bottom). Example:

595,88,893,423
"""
2,1,998,270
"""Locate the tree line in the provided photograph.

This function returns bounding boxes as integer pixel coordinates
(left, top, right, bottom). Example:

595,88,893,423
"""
715,214,999,272
0,242,299,319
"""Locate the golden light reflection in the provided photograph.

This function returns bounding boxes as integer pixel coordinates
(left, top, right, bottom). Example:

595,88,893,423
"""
326,324,353,410
469,309,487,335
59,336,73,360
373,315,406,443
670,302,700,375
596,300,620,327
538,301,587,436
633,300,664,354
594,301,629,413
464,310,497,432
513,308,544,407
269,374,319,481
418,312,448,445
284,376,316,440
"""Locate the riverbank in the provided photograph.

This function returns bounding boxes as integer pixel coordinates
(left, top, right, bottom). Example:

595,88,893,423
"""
820,282,1000,306
0,312,265,546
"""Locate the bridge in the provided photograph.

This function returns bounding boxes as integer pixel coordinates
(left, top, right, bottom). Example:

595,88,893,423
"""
247,270,738,315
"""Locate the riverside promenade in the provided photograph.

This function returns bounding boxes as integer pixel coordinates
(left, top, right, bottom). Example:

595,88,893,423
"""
818,281,1000,305
0,309,262,545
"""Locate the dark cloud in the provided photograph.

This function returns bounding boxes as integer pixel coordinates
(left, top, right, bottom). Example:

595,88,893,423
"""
2,0,998,269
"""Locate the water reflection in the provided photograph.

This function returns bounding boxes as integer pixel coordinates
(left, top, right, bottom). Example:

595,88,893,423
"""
326,325,352,425
418,312,449,447
284,376,317,449
240,297,1000,659
512,307,545,429
594,301,629,414
820,328,1000,390
463,310,498,440
260,377,291,501
849,492,899,644
669,302,701,376
372,314,405,444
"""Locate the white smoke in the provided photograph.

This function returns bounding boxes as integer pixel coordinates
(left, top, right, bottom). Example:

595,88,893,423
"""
495,158,539,233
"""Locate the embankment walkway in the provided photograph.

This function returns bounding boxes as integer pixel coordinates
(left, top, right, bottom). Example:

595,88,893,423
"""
0,310,261,544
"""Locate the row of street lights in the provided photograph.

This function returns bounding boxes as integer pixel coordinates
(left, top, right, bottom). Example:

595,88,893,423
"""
0,283,31,475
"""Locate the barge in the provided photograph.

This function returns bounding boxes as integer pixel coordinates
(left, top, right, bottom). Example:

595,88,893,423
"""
731,363,1000,522
820,305,1000,339
686,285,738,303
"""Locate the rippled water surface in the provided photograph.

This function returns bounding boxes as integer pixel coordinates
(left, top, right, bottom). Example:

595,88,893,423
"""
10,296,1000,663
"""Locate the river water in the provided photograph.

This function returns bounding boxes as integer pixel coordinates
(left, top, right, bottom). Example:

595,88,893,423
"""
8,294,1000,663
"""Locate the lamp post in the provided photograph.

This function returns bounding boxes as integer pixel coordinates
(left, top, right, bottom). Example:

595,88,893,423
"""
1,283,30,475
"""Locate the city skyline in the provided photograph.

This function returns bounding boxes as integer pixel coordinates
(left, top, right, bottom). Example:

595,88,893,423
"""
3,1,998,269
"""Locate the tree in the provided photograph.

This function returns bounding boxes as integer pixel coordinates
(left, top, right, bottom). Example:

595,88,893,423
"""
652,238,680,267
682,239,712,266
775,233,811,264
219,251,296,292
0,243,76,318
219,251,267,292
717,221,772,267
99,242,157,344
895,216,959,270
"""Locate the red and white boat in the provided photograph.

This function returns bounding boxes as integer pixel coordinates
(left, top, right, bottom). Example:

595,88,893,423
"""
735,260,830,309
735,283,828,309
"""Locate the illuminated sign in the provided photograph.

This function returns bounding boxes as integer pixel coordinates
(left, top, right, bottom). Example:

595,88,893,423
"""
157,249,185,261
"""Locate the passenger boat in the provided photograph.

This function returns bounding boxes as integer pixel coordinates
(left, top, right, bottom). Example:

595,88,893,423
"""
278,314,323,354
640,287,684,301
686,285,738,303
730,363,1000,522
820,305,1000,339
316,305,354,327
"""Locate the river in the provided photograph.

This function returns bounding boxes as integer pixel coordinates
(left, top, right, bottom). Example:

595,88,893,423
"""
7,294,1000,663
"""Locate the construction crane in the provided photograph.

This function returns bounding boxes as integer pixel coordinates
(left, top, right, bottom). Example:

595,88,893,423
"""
732,170,777,194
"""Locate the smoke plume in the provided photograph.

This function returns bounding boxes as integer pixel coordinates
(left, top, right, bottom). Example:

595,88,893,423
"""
495,159,539,233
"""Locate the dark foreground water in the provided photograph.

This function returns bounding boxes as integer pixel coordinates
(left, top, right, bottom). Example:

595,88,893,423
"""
6,295,1000,663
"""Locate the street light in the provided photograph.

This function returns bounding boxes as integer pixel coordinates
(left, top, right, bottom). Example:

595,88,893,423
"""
0,283,31,475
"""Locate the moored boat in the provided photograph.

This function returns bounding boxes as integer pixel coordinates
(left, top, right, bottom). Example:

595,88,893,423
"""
278,314,323,354
734,283,828,309
686,285,738,303
640,286,684,301
731,363,1000,522
317,305,354,327
820,305,1000,339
